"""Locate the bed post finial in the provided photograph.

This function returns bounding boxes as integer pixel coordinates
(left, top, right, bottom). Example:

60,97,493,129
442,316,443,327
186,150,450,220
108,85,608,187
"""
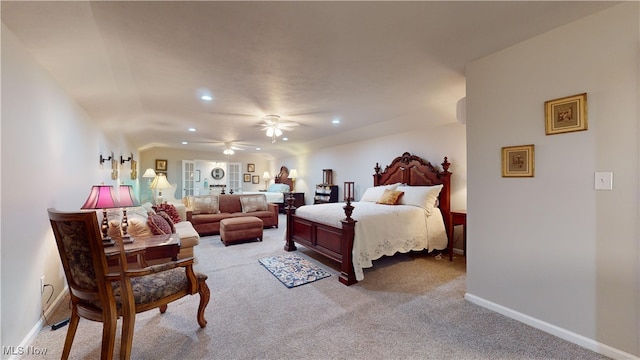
441,157,450,173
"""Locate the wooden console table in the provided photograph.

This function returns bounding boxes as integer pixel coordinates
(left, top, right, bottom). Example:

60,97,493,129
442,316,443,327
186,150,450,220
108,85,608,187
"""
448,210,466,261
105,234,180,267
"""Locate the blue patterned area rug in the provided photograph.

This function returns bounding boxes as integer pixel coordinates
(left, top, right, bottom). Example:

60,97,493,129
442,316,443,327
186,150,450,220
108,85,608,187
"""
258,253,331,288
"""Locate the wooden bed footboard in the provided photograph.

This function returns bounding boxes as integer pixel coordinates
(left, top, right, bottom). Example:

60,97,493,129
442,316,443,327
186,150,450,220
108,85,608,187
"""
284,153,451,286
284,197,358,285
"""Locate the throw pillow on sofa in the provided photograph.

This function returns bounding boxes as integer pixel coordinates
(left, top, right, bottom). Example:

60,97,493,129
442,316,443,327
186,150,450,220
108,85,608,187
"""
190,195,220,215
155,211,176,234
153,203,181,223
147,213,173,235
239,194,268,213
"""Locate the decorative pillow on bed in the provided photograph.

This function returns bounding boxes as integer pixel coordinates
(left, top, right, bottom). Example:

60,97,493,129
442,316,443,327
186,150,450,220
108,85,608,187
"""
359,183,401,202
267,183,290,193
396,185,443,215
376,189,405,205
191,195,220,215
240,194,268,213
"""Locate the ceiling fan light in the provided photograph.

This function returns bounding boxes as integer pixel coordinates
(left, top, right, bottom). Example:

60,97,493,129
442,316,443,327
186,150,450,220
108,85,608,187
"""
275,128,283,137
266,127,274,137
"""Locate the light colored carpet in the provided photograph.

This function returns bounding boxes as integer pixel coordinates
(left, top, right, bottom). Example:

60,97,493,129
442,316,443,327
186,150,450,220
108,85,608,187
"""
27,214,610,359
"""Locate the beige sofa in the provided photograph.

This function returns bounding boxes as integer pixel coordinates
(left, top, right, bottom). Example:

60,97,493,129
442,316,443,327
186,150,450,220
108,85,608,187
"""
185,194,278,236
109,202,200,260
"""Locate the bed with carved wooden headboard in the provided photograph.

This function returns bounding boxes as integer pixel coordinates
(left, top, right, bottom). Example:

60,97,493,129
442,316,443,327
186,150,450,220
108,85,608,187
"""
284,152,451,285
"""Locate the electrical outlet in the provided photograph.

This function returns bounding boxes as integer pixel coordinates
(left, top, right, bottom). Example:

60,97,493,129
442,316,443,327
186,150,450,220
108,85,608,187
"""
40,275,45,294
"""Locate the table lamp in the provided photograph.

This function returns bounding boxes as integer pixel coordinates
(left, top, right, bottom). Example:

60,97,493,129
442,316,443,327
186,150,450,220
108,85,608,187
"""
149,173,172,204
142,168,156,202
81,185,120,246
287,169,298,192
263,171,271,190
118,185,141,242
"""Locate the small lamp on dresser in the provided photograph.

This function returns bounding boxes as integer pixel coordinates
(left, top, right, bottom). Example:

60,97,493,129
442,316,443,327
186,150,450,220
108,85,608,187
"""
263,171,271,190
288,169,298,192
344,182,355,202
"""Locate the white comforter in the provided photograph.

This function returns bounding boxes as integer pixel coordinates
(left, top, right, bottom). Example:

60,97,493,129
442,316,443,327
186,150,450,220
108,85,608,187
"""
294,202,448,281
240,191,284,203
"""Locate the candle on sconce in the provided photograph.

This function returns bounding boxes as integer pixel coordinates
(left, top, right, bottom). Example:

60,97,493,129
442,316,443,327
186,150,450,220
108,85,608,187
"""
344,181,354,202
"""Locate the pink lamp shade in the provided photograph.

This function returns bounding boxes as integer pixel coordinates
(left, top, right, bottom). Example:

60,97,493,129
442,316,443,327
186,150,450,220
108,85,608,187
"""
118,185,140,207
81,185,120,210
80,185,119,246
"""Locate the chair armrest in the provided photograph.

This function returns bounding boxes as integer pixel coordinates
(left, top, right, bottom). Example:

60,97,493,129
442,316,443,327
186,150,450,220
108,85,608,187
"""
186,209,193,221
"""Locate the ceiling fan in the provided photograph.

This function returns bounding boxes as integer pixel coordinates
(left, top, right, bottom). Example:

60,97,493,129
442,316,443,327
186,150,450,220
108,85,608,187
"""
190,140,255,156
261,115,300,143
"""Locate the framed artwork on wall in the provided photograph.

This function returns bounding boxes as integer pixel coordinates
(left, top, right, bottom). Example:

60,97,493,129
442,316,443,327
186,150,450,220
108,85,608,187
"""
502,144,535,177
110,153,118,180
130,160,137,180
155,159,168,173
252,175,260,184
544,93,588,135
244,174,251,183
195,170,201,182
247,163,255,172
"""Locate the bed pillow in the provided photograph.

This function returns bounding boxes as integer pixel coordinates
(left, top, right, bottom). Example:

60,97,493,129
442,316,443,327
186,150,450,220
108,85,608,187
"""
191,195,220,215
359,183,401,202
396,185,443,215
240,194,268,213
267,183,290,193
376,189,405,205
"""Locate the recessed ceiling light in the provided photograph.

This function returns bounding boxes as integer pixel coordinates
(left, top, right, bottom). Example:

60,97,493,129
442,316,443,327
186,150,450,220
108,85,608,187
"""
332,119,341,124
181,141,188,145
282,137,289,141
188,127,196,132
256,147,261,151
200,95,212,101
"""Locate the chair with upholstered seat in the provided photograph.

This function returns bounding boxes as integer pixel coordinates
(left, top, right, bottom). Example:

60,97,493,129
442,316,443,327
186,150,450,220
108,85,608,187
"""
47,209,210,360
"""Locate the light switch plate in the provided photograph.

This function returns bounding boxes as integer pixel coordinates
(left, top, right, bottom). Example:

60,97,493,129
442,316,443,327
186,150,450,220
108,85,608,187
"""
594,171,613,190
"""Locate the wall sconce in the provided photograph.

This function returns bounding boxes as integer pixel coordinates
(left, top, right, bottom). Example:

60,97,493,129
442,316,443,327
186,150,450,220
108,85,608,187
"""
99,153,112,164
120,152,133,164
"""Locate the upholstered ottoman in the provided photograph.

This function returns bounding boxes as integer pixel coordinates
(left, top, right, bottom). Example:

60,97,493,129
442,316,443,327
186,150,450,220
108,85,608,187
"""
220,216,263,246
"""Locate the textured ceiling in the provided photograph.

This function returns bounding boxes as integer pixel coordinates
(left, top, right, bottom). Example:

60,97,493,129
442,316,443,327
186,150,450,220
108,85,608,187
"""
1,1,618,159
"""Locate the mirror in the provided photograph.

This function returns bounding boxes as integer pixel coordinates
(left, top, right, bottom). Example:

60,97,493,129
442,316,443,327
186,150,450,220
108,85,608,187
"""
211,167,225,180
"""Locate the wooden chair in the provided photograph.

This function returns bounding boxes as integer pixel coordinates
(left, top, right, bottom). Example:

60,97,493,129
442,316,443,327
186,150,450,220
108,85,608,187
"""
47,209,210,360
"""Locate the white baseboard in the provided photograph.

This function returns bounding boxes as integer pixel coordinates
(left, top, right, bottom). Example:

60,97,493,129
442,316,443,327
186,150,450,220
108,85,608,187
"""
11,287,69,360
464,293,638,360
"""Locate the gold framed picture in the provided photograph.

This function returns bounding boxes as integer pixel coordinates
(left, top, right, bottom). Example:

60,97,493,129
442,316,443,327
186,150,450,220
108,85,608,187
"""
544,93,587,135
111,156,118,180
247,163,255,172
155,159,167,172
244,174,251,183
130,159,137,180
252,175,260,184
502,144,535,177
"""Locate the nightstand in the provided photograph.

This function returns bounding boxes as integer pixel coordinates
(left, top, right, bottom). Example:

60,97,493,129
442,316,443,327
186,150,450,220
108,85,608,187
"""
280,192,306,212
448,210,467,261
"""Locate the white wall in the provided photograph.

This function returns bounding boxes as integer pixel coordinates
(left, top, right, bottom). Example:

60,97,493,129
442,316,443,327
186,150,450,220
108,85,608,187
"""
465,3,638,357
1,25,138,350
